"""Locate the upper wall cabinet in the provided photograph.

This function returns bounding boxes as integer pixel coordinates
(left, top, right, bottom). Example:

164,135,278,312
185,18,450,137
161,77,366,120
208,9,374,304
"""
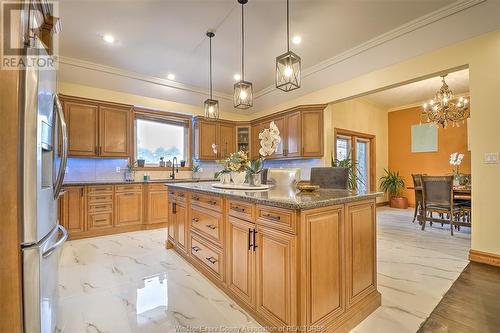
251,105,326,160
194,117,235,161
60,95,132,158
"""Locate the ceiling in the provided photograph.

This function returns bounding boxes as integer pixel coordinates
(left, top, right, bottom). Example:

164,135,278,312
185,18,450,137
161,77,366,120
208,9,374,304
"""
58,0,455,97
364,69,469,110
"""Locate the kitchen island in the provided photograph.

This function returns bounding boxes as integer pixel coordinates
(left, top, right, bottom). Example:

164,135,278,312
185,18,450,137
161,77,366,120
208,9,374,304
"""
166,182,382,332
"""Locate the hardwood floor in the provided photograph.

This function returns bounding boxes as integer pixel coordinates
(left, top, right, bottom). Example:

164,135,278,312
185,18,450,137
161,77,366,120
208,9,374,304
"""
418,262,500,333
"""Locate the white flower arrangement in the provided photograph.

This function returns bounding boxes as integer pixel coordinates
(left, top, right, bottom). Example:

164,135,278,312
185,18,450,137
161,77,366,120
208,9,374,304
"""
449,152,464,166
258,121,281,157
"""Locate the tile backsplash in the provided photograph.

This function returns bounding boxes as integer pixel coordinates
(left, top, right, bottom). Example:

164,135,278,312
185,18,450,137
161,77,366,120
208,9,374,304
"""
64,158,324,182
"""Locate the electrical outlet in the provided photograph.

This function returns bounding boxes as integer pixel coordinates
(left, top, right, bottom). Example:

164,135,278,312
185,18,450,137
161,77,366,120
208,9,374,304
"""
116,167,121,173
484,152,499,164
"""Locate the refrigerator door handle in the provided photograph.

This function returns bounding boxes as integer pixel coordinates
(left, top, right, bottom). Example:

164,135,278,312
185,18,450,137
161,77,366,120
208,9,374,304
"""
53,94,68,200
42,225,68,258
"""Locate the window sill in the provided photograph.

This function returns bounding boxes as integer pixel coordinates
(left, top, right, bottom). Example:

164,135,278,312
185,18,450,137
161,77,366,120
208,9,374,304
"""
133,166,192,172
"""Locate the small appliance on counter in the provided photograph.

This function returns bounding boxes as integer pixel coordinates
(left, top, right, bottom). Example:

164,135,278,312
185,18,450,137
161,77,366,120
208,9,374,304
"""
262,168,301,187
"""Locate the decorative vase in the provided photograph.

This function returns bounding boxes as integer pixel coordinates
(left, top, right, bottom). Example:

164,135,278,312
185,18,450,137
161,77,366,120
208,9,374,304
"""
219,173,231,184
453,173,461,186
124,171,135,182
248,173,261,186
231,171,247,185
137,159,145,168
193,172,200,180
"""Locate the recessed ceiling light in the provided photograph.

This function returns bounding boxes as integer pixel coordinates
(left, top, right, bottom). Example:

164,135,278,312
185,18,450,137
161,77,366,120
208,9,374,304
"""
233,74,241,81
103,34,115,44
292,35,302,45
167,73,175,80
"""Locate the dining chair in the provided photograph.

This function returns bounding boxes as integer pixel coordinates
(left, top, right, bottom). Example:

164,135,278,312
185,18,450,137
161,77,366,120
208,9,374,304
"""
421,175,464,236
310,167,349,189
411,174,425,223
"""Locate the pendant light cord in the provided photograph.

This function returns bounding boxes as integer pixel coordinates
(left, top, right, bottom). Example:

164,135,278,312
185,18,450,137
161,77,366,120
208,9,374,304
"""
209,35,213,99
286,0,290,52
241,2,245,80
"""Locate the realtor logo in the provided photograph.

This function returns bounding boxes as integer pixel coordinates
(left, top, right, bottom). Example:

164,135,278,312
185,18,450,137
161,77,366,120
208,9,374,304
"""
1,1,58,70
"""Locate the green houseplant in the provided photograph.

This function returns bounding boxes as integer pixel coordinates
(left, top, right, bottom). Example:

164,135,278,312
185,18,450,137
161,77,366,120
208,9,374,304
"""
379,169,408,209
331,154,363,190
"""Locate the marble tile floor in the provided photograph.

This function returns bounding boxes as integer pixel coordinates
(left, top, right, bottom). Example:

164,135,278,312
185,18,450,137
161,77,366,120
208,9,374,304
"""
57,207,471,333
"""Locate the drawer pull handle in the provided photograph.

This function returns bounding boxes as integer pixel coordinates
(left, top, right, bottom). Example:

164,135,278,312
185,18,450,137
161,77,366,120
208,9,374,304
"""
206,224,216,230
232,206,245,212
178,193,185,197
95,218,107,223
95,196,107,200
94,205,108,209
205,257,217,264
192,196,200,201
192,218,199,223
263,213,281,221
208,200,217,205
192,246,201,252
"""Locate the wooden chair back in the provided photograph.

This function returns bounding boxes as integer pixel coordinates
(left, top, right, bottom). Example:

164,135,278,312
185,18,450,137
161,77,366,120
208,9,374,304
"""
421,176,454,206
310,167,349,189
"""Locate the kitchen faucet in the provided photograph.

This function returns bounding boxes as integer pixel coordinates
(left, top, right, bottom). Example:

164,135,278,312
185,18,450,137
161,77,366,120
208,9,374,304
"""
170,157,179,179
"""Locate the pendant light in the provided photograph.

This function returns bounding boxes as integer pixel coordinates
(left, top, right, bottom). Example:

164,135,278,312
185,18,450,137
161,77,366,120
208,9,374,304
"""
204,30,219,119
233,0,253,109
276,0,301,92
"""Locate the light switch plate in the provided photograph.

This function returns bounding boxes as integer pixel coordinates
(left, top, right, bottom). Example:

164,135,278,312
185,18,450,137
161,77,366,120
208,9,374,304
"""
484,152,499,164
116,167,121,172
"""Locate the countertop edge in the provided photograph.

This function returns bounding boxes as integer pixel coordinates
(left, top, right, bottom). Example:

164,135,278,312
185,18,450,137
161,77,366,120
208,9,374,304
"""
165,183,383,210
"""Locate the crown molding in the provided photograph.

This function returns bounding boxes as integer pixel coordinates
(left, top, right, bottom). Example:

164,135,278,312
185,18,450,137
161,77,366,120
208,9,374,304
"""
254,0,485,99
57,56,234,101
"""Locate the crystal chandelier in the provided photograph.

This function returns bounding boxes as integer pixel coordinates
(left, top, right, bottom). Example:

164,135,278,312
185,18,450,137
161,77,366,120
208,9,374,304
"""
233,0,253,109
204,30,219,120
276,0,301,92
422,74,469,128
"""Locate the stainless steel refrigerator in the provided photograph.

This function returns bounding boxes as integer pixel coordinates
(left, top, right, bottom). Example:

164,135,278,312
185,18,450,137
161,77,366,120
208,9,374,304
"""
20,30,68,333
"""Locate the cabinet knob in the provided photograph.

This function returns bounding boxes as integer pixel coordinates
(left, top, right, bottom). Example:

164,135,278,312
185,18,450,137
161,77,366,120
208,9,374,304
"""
192,218,199,223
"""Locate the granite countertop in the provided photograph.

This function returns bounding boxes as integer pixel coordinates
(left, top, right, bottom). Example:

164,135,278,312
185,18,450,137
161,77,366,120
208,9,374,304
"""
166,182,383,210
63,178,215,186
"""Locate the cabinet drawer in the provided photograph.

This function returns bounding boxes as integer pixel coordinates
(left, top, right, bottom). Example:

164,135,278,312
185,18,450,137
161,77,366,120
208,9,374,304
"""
87,194,113,203
228,199,255,222
191,206,223,245
88,212,113,229
147,183,167,191
88,203,113,213
191,193,222,212
87,185,113,194
190,234,223,281
257,205,297,234
115,184,142,192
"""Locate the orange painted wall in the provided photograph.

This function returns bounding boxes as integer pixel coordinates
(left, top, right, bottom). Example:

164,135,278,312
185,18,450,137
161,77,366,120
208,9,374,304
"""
388,106,471,206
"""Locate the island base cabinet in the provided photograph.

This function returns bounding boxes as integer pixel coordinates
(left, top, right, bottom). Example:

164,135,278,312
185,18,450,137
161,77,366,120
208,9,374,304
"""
255,226,297,327
226,217,255,308
167,192,188,256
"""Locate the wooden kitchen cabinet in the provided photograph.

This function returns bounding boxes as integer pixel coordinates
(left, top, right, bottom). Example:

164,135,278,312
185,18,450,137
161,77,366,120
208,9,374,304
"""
255,225,297,326
99,105,131,157
250,122,265,160
60,95,132,158
250,105,325,160
59,186,86,235
194,117,236,160
64,100,99,156
167,190,188,255
144,184,168,225
115,190,143,226
218,122,236,159
226,217,256,308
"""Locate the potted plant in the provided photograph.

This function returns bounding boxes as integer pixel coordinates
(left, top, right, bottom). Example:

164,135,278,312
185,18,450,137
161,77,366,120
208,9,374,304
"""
379,169,408,209
449,152,464,186
226,151,251,184
331,153,363,190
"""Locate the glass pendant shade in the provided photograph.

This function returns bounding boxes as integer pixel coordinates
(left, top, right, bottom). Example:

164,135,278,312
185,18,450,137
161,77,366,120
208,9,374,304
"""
204,99,219,119
234,80,253,109
276,50,301,92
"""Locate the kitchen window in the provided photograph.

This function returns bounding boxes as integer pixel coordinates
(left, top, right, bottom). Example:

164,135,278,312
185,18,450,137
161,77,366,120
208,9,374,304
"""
134,108,192,168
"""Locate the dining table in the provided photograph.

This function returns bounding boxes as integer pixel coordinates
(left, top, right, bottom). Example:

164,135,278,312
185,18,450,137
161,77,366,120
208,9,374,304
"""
407,185,471,199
